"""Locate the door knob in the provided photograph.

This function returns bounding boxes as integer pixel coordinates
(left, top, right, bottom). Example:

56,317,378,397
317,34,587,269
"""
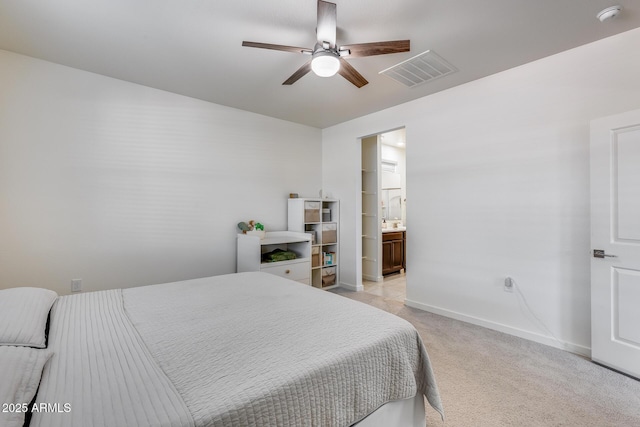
593,249,617,259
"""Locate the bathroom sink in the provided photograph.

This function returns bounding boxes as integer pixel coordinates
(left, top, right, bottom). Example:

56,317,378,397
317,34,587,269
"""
382,226,406,232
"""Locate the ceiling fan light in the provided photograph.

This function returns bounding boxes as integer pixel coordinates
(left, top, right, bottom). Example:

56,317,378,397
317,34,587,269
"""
311,52,340,77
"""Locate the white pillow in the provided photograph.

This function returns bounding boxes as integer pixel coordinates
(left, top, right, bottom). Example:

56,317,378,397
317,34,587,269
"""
0,287,58,348
0,346,53,427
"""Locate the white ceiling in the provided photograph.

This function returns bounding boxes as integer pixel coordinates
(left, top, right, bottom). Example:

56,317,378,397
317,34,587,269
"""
1,0,639,128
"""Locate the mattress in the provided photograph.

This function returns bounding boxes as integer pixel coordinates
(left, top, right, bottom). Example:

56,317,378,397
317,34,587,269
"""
31,272,442,426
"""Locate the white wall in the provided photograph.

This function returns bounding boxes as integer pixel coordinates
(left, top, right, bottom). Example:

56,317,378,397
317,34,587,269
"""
0,50,322,295
323,28,640,355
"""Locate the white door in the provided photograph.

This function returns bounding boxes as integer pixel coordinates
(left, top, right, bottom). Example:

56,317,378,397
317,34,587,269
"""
591,109,640,379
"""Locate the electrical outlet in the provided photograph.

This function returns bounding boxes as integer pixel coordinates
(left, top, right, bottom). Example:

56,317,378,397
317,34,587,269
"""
504,277,514,293
71,279,82,293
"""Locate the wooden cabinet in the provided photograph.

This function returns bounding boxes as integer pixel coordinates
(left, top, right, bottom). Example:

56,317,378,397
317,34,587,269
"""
288,198,339,289
236,231,312,285
382,231,405,276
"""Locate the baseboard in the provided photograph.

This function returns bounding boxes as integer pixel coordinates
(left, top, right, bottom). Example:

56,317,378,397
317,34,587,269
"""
340,281,363,292
404,299,591,358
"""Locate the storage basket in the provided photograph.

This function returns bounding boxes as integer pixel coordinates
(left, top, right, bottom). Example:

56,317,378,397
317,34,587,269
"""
321,266,336,287
304,201,320,223
321,275,336,287
322,223,337,244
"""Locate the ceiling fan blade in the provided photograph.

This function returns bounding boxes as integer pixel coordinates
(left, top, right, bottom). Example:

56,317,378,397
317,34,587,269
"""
317,0,337,48
242,41,311,54
340,40,410,58
337,58,368,88
283,60,313,85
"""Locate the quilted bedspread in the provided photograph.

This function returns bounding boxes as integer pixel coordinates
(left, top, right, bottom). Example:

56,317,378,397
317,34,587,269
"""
32,272,442,426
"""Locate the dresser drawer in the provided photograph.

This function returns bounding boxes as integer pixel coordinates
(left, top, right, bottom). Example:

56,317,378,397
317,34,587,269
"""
382,231,404,241
260,260,310,281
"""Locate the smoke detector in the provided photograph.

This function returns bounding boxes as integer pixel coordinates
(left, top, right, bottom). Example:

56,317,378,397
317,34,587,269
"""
597,5,622,22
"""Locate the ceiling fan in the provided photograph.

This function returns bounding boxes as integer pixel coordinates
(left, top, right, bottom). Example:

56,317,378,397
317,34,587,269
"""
242,0,410,88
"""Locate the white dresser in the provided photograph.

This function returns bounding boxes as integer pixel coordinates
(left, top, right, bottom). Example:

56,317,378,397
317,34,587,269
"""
236,231,312,285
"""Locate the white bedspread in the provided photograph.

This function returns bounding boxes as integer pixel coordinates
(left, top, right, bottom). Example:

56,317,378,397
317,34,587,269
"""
123,273,442,426
31,272,442,427
30,290,194,427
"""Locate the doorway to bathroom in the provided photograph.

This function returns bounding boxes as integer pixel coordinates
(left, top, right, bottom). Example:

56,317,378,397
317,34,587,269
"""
360,128,406,301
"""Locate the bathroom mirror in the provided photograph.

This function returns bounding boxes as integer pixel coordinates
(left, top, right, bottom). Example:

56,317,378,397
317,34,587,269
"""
381,188,402,220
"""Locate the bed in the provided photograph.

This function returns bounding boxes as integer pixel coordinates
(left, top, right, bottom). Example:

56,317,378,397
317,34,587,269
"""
1,272,443,427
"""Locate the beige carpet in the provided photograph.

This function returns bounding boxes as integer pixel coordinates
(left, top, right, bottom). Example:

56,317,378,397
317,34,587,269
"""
330,285,640,427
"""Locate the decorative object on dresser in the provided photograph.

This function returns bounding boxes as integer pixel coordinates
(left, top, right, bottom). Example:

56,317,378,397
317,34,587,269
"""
237,231,312,285
237,220,265,239
288,198,339,289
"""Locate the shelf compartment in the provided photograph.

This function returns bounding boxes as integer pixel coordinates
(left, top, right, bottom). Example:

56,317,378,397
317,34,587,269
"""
322,250,336,266
237,231,312,284
312,268,322,288
311,246,321,268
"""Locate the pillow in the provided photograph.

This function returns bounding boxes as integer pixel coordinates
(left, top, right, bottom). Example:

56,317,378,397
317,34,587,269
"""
0,287,58,348
0,346,53,427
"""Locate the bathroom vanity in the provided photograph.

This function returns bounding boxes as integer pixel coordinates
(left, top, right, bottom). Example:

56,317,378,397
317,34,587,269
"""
382,227,406,276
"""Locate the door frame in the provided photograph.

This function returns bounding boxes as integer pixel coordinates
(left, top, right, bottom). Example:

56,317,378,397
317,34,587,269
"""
360,135,382,283
357,126,406,287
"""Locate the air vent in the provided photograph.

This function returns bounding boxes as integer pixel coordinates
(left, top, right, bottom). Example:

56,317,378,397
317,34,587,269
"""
379,50,457,88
